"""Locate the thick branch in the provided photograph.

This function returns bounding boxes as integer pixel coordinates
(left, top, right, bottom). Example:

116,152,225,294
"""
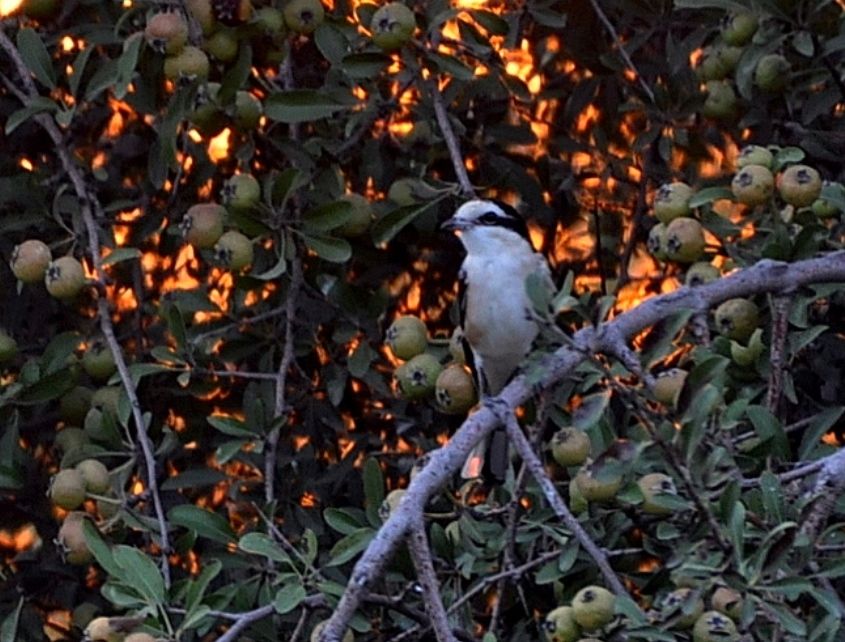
0,28,172,584
318,252,845,642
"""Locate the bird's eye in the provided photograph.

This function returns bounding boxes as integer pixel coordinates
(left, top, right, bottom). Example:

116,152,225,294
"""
479,212,500,224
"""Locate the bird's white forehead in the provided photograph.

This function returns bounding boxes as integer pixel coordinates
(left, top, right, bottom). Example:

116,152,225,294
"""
453,199,506,221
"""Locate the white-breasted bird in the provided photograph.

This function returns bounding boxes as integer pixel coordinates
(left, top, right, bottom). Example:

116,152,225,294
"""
442,199,553,483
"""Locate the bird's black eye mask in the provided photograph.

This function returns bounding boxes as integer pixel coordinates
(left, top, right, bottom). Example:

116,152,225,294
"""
484,200,530,241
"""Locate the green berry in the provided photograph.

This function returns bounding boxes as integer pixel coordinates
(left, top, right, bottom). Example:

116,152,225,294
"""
284,0,324,34
665,217,705,263
213,230,254,271
76,459,110,494
45,256,87,300
394,353,442,400
722,12,758,46
543,605,581,642
551,427,591,467
378,488,405,521
754,54,790,93
181,203,226,248
434,364,476,415
637,472,679,515
731,164,774,206
385,316,428,360
223,173,261,211
701,81,737,120
715,298,759,342
778,164,822,207
164,46,210,82
11,239,52,283
50,468,87,510
662,588,704,629
370,2,416,51
685,262,720,287
736,145,772,169
82,341,117,381
654,182,694,224
653,368,687,406
692,611,738,642
572,586,616,631
574,466,622,503
647,223,669,261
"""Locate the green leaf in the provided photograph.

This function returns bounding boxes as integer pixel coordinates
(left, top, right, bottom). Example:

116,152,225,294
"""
314,23,348,65
301,232,352,263
572,390,611,429
83,519,124,579
169,505,237,544
363,458,385,525
274,582,307,614
85,59,119,101
112,545,166,605
17,28,56,89
328,527,376,566
469,9,509,35
303,200,354,233
69,46,94,97
264,90,347,123
0,597,23,642
688,186,734,208
5,96,57,135
370,198,444,245
101,247,142,267
426,51,474,80
239,532,293,565
759,471,783,523
324,507,368,535
185,559,222,614
792,31,814,57
207,414,258,438
115,32,143,99
341,52,392,79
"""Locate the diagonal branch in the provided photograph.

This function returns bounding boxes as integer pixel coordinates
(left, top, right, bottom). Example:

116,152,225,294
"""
0,28,172,585
502,411,628,595
430,79,475,197
318,251,845,642
407,517,458,642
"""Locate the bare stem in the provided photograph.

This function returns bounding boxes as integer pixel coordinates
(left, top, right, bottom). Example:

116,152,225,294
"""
586,0,655,103
0,29,172,585
408,518,458,642
430,79,474,197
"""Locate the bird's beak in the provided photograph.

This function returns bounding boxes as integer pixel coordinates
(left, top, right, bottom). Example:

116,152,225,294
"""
441,217,463,232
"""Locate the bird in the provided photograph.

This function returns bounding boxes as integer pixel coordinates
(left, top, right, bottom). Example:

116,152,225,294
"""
442,199,553,483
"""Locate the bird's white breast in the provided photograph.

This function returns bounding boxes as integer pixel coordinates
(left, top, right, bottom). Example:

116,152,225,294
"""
460,233,546,393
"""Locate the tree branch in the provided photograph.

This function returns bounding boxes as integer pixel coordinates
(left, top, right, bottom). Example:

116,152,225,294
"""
430,79,474,197
408,518,458,642
318,251,845,641
0,28,172,585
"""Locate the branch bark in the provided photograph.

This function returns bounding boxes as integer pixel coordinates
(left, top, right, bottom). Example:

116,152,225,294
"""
318,252,845,641
0,29,172,584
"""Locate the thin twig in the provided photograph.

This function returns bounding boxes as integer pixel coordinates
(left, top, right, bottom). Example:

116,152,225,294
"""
0,29,172,585
408,518,458,642
430,79,474,197
502,411,629,596
266,48,302,504
266,256,302,503
215,605,276,642
585,0,655,103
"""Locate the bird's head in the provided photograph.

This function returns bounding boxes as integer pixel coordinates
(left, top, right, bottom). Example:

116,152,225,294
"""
442,199,531,254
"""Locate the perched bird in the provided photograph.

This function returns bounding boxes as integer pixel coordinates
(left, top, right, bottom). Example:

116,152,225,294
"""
442,199,552,483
